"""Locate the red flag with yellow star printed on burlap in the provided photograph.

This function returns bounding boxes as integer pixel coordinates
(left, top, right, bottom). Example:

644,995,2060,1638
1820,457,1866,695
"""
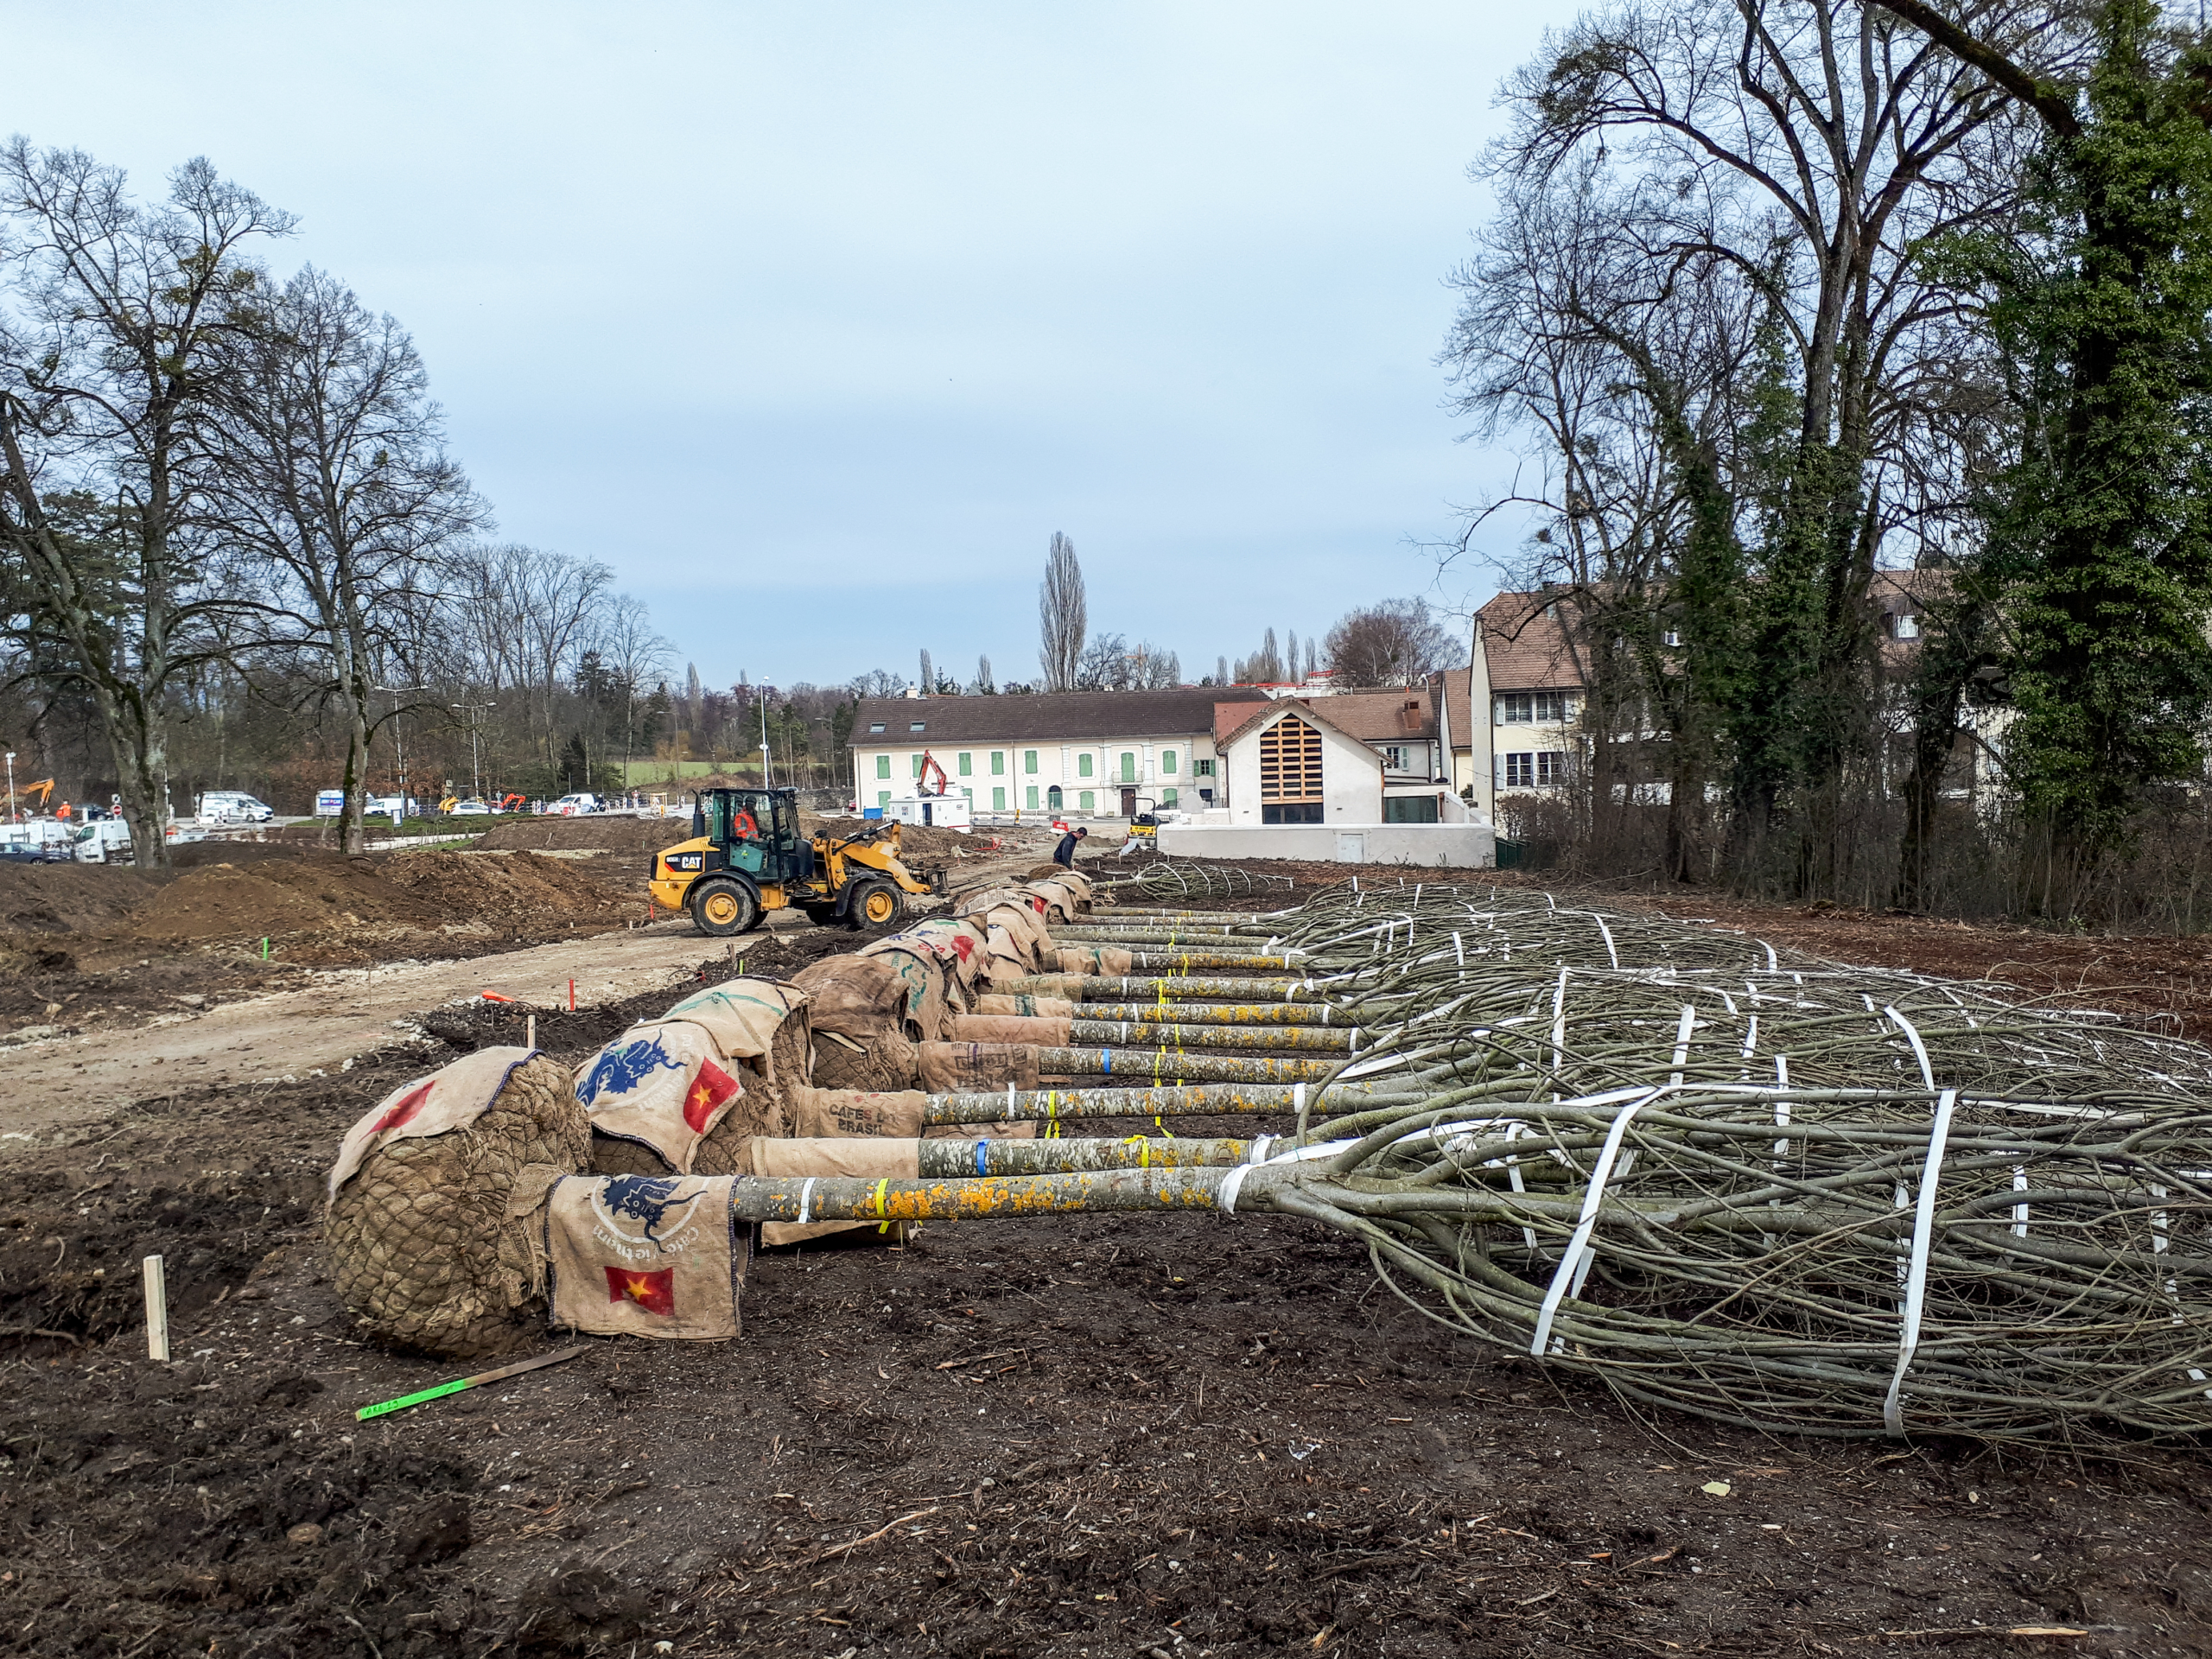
547,1174,745,1339
683,1060,740,1134
602,1264,676,1318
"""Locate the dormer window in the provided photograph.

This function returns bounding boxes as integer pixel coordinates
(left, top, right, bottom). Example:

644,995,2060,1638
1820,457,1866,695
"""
868,722,886,734
1894,613,1921,640
909,721,926,732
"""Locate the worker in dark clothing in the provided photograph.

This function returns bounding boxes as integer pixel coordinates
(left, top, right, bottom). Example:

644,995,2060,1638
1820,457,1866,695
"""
1053,826,1089,868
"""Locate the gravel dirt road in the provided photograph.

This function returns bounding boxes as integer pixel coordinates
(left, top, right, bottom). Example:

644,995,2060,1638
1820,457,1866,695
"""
0,919,747,1141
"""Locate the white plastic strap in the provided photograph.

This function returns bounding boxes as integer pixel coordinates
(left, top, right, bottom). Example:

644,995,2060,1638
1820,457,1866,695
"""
1249,1134,1274,1164
1551,967,1570,1074
797,1177,818,1224
1758,939,1777,971
1217,1161,1253,1216
1882,1089,1957,1436
1592,914,1619,969
1530,1090,1657,1357
2011,1166,2029,1237
1668,1005,1694,1086
1885,1006,1936,1091
1500,1123,1538,1252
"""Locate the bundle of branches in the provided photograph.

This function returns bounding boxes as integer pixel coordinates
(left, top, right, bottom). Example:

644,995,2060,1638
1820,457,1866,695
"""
962,882,2212,1440
1103,861,1293,901
1256,1070,2210,1439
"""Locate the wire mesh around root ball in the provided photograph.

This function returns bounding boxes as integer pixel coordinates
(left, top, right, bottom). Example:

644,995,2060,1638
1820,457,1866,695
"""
326,1054,587,1360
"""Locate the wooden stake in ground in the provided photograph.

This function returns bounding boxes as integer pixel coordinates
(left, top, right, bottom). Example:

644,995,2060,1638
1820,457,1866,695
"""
142,1255,168,1363
355,1344,590,1421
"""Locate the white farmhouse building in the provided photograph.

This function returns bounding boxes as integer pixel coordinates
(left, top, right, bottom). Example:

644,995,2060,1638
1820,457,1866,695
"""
846,688,1268,817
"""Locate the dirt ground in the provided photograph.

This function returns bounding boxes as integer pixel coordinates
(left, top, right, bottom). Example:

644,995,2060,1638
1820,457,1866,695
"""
3,856,2211,1656
0,823,692,1040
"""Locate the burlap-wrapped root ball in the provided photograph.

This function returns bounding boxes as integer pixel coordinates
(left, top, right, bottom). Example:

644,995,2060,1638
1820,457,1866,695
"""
810,1027,920,1092
585,1039,791,1177
327,1052,587,1359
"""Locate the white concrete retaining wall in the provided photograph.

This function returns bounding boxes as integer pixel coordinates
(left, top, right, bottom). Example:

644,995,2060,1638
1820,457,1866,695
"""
1154,821,1496,868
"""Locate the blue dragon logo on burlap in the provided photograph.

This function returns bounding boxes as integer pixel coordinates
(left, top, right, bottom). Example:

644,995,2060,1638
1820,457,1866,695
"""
597,1175,687,1243
575,1034,684,1108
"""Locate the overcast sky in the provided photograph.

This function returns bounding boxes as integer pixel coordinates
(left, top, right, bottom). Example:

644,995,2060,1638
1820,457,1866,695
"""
4,2,1571,693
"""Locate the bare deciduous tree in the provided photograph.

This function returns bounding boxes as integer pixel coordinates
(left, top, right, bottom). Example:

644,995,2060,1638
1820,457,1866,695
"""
1037,531,1086,691
208,266,484,853
1325,599,1452,688
0,142,294,866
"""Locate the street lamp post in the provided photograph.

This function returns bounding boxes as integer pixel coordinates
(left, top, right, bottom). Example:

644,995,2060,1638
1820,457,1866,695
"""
450,702,496,800
4,752,14,823
375,685,427,821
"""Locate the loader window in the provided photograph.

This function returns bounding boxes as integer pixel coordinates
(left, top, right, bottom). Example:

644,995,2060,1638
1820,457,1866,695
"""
770,792,807,868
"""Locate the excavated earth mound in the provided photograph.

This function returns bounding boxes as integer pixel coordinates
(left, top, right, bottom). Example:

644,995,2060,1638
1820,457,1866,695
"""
126,856,448,944
474,816,678,856
380,849,631,929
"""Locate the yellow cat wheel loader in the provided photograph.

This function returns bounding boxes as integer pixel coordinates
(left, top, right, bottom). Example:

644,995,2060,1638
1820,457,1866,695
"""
649,787,939,937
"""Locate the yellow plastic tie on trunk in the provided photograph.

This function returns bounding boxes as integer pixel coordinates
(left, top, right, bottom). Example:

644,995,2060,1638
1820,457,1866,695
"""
1122,1134,1151,1168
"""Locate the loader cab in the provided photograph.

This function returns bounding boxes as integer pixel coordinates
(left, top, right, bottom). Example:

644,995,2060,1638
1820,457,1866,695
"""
693,787,812,883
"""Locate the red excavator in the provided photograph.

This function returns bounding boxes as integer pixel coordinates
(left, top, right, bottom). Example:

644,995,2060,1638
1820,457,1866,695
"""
914,751,952,797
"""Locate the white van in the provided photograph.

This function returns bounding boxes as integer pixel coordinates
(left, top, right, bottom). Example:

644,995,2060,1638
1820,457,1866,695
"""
199,791,274,823
550,793,602,816
73,821,133,863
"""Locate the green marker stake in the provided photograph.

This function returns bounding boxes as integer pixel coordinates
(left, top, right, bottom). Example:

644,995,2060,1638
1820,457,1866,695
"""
355,1344,588,1421
261,937,269,960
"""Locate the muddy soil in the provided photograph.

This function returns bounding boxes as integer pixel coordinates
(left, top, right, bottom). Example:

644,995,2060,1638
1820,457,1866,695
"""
0,843,651,1036
4,1046,2207,1657
5,874,2211,1656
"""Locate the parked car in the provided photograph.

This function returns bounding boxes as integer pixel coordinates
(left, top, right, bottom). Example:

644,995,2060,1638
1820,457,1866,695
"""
448,798,493,817
198,791,274,823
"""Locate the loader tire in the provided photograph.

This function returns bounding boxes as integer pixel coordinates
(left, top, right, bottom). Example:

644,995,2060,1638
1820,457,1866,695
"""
848,880,904,931
691,877,761,938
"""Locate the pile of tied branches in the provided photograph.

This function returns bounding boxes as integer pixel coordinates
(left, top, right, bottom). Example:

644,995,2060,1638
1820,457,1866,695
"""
1135,883,2212,1440
1104,861,1294,902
